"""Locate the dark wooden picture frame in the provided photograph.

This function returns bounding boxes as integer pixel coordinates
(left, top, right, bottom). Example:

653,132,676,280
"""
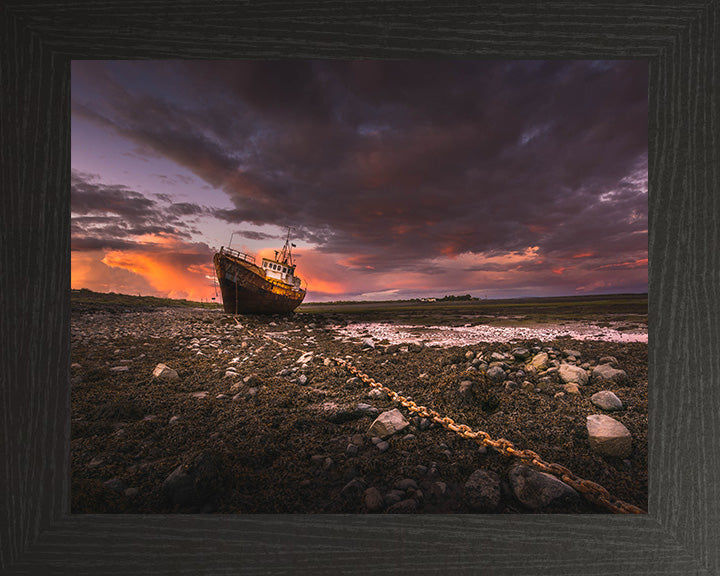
1,2,717,574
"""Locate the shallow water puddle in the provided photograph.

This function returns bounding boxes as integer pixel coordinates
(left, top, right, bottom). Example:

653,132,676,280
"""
335,321,647,346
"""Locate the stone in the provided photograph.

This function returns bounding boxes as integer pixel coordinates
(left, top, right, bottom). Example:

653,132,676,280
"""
508,465,578,510
490,352,506,361
591,391,623,411
153,363,179,380
465,350,475,360
598,356,618,366
190,391,208,399
395,478,418,491
563,383,581,395
464,469,501,512
386,499,418,513
563,349,582,359
109,366,130,372
458,380,475,401
586,415,632,458
376,441,390,452
361,337,375,349
162,465,196,507
593,364,629,384
169,416,180,425
346,444,358,456
558,363,589,386
486,366,506,382
367,409,410,438
363,487,385,512
341,477,367,496
103,477,127,493
356,403,379,416
512,347,530,360
407,342,425,353
296,352,314,365
297,374,308,385
527,352,549,371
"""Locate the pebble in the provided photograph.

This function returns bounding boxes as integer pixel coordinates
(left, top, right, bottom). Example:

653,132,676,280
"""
591,390,623,411
346,444,358,456
169,416,180,425
109,366,130,372
376,441,390,452
297,374,308,385
103,478,127,493
153,363,179,380
486,366,506,382
190,391,208,399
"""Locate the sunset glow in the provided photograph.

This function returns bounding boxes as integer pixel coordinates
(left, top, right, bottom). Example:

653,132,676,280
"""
72,60,647,302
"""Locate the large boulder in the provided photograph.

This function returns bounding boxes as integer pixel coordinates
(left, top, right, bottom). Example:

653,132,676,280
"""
367,409,410,438
586,414,632,458
508,465,578,510
558,363,589,386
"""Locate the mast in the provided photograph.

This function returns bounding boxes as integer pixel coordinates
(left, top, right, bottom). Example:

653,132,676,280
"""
278,227,295,267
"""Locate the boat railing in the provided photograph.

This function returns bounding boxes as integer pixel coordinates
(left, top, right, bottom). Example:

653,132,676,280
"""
220,246,256,264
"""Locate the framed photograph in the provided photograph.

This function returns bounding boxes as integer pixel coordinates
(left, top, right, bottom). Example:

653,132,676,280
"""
2,1,718,574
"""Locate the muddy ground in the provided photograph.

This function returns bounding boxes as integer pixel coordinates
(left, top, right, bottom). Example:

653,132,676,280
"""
71,302,648,514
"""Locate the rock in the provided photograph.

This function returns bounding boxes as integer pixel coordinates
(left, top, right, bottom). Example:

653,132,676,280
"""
162,465,196,507
367,388,384,399
367,409,410,438
508,465,578,510
563,349,581,359
224,370,238,378
458,380,475,401
346,444,358,456
297,374,308,385
216,394,229,399
383,489,405,506
363,487,385,512
598,356,618,366
486,366,506,382
319,402,360,424
153,363,179,380
504,381,519,392
109,366,130,372
490,352,506,361
169,416,180,425
465,351,475,360
190,391,208,399
586,415,632,458
563,383,581,395
558,363,589,386
361,337,375,349
296,352,314,364
376,441,390,452
512,347,530,360
464,469,501,512
103,477,127,493
593,364,629,384
386,498,418,513
341,477,367,496
407,342,425,353
527,352,549,371
395,478,418,491
356,403,379,416
591,390,623,411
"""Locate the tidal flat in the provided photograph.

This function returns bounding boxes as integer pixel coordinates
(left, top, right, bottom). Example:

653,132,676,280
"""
71,293,648,514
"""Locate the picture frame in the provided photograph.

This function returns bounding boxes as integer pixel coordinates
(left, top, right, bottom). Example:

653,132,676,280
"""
2,1,717,574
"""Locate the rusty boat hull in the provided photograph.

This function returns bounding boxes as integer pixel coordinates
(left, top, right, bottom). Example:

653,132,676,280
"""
213,249,306,314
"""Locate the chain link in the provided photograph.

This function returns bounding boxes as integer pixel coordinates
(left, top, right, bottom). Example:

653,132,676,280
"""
258,330,645,514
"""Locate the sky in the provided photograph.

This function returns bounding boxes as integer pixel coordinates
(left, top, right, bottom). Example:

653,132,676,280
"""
71,60,648,303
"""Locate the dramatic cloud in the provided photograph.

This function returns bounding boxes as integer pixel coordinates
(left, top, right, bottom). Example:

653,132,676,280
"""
72,60,648,300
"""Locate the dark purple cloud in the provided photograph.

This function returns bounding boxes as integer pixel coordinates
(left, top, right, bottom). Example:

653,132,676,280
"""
72,60,647,289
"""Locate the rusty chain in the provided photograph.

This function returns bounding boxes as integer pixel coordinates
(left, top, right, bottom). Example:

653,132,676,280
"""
255,329,645,514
